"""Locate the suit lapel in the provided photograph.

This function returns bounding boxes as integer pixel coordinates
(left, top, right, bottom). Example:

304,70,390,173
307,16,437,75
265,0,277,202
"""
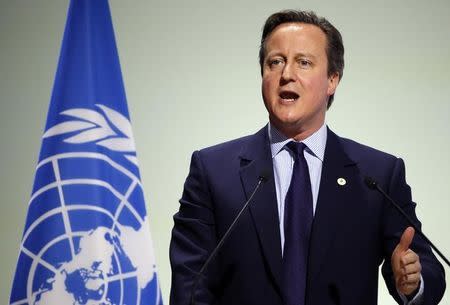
308,128,359,283
239,126,283,294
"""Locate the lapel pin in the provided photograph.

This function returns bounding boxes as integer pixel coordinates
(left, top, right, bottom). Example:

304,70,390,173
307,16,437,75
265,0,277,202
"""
337,178,346,186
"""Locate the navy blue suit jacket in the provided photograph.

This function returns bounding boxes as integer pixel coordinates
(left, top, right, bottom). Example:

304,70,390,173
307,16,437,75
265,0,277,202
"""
170,126,445,305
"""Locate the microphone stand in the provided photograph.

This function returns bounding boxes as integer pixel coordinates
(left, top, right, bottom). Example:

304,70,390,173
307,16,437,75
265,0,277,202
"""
190,175,268,305
364,176,450,267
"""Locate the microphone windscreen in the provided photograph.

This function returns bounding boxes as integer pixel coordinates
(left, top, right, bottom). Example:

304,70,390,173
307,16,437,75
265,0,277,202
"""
364,176,377,189
259,169,272,182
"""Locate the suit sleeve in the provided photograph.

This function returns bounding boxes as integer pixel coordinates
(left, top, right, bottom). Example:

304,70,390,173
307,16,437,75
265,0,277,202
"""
380,158,446,305
169,150,219,305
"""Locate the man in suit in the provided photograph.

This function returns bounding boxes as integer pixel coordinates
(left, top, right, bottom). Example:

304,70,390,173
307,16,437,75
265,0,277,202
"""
169,10,445,305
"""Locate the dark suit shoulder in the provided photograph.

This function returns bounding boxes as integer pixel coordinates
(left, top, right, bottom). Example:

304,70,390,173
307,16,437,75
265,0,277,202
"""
188,133,256,179
338,136,399,164
199,133,253,156
196,126,267,162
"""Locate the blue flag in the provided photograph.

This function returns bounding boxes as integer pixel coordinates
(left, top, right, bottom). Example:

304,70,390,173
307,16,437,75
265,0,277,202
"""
9,1,162,304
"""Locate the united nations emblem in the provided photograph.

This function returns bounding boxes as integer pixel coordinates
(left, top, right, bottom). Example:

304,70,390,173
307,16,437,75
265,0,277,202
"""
10,105,161,305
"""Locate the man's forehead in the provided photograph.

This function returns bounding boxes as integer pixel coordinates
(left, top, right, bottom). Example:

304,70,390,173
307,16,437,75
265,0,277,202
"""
275,22,307,32
269,22,324,38
265,22,327,53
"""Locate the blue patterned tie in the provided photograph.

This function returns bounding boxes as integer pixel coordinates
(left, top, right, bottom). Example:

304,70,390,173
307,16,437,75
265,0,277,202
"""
282,142,313,305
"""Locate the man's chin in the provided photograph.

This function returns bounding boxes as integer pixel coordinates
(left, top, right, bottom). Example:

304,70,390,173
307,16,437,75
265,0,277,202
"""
270,116,302,128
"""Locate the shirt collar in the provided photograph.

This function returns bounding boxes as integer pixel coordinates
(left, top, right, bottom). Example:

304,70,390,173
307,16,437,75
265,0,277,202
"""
268,123,327,161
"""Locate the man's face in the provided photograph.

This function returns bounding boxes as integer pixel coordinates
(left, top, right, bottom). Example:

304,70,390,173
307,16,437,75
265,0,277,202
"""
262,22,339,139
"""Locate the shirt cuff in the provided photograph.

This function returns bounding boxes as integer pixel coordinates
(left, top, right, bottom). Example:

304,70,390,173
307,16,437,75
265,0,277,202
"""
398,274,424,305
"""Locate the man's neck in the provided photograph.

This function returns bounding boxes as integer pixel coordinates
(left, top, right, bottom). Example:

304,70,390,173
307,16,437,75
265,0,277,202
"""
270,120,325,141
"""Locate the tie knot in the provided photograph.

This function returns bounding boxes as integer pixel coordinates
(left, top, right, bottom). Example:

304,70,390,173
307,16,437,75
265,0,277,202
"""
286,141,307,159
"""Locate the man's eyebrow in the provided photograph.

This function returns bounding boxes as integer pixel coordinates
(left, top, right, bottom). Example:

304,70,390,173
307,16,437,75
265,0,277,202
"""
265,51,285,58
295,52,317,60
265,52,318,60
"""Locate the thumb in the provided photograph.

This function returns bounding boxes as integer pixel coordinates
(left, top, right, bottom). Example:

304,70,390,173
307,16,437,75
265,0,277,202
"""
398,226,415,252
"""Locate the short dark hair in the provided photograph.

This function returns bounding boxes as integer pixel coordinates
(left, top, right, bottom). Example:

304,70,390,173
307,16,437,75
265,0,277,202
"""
259,10,344,108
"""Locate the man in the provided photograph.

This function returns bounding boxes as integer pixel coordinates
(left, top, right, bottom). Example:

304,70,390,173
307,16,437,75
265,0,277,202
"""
169,10,445,305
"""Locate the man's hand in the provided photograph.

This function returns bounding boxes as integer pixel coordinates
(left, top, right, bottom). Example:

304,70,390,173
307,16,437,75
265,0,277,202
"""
391,227,422,297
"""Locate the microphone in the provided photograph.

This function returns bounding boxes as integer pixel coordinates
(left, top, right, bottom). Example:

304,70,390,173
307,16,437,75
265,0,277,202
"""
189,170,271,305
364,176,450,267
328,283,341,305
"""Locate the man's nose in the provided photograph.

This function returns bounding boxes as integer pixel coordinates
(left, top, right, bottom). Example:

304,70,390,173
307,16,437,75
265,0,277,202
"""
281,62,295,83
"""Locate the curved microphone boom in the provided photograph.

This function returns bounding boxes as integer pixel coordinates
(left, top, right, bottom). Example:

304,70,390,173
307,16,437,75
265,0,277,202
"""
190,171,271,305
364,176,450,267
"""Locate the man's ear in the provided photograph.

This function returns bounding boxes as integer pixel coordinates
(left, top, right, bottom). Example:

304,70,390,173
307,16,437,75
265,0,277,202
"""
327,72,340,95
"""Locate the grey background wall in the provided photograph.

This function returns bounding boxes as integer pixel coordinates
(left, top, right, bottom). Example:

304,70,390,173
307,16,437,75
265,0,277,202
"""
1,0,449,303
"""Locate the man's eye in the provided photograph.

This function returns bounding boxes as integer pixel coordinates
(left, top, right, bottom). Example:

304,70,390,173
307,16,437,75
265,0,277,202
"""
269,59,284,66
299,59,311,67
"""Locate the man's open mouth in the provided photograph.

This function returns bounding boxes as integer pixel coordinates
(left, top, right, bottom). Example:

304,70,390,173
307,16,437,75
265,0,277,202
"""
279,91,299,102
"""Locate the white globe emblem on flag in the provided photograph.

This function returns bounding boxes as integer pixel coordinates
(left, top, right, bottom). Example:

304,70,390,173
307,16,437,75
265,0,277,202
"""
14,105,161,305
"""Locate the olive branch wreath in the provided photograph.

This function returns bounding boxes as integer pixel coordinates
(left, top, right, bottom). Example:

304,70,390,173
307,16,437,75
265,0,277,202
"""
43,104,138,166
